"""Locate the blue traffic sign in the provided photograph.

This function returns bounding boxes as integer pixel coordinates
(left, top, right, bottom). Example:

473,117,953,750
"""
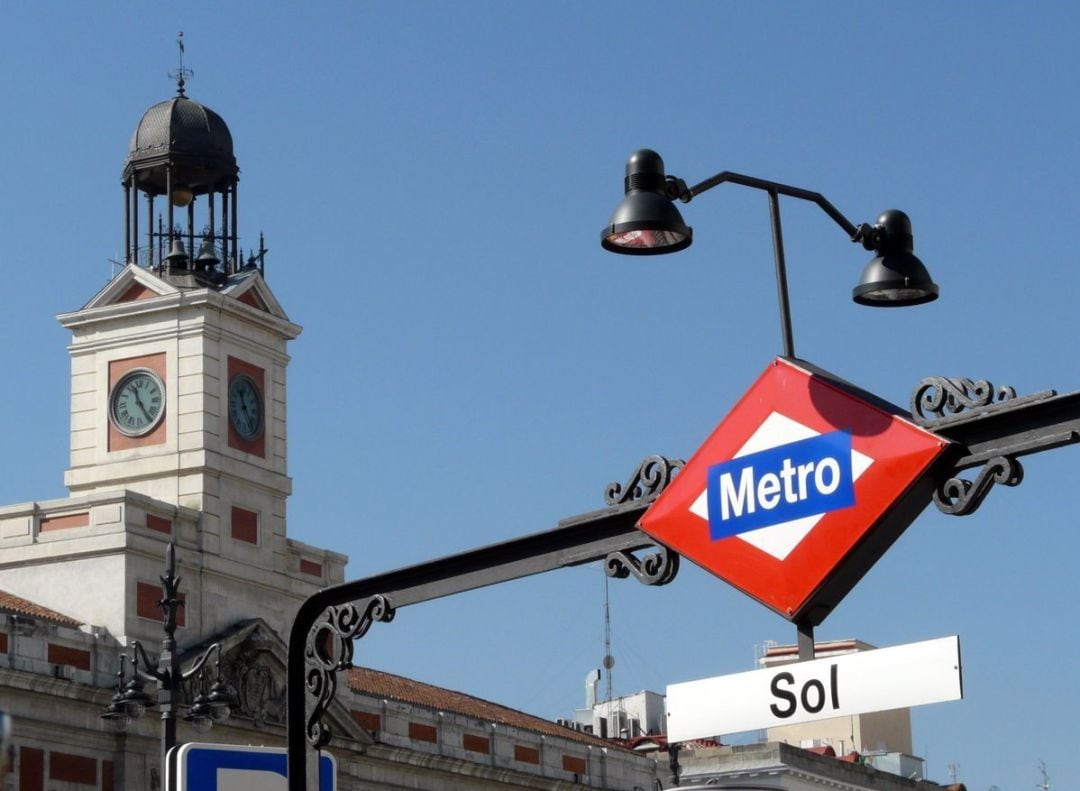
173,743,336,791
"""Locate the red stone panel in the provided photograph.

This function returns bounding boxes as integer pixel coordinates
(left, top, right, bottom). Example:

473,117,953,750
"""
562,755,587,775
408,722,438,743
462,734,491,754
49,752,96,784
146,514,172,534
116,283,155,303
231,506,259,544
299,559,322,577
47,644,91,671
237,290,266,310
514,745,540,765
39,513,89,532
19,746,43,791
350,710,380,732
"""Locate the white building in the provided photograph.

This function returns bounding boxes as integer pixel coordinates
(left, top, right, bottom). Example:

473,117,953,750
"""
0,82,658,791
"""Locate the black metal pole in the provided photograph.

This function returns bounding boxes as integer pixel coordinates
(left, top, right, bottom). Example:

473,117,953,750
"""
230,182,238,272
147,194,154,268
132,185,139,266
767,189,795,359
679,171,865,359
159,543,181,789
221,189,228,273
796,619,815,662
187,200,195,261
166,167,174,247
208,190,215,256
124,183,131,265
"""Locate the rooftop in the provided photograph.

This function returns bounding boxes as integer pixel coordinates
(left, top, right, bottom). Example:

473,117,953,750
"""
0,590,81,627
348,666,621,750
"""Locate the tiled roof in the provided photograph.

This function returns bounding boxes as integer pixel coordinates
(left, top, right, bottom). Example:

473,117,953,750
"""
0,590,81,627
347,666,618,749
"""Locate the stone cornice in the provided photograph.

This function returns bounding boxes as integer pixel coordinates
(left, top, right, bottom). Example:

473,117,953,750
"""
58,288,302,340
0,490,200,523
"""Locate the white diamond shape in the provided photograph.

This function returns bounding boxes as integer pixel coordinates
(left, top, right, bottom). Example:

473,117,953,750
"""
688,412,874,560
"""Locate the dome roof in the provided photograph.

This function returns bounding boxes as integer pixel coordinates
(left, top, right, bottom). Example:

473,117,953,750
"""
122,94,238,197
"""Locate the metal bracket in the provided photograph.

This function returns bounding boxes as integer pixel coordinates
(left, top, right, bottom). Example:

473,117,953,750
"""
605,545,680,586
934,456,1024,516
911,376,1055,428
604,455,684,506
304,595,395,748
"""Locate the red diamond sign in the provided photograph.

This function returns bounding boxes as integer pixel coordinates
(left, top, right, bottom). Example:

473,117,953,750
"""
640,357,951,624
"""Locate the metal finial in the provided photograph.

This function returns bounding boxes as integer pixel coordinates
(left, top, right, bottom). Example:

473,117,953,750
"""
168,32,194,96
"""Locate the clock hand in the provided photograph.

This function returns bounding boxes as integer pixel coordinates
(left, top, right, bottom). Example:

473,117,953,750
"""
133,393,152,421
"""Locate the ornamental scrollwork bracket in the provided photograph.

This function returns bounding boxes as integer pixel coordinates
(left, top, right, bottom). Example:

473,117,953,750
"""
911,376,1055,428
604,455,685,506
605,545,680,586
305,594,395,748
933,456,1024,516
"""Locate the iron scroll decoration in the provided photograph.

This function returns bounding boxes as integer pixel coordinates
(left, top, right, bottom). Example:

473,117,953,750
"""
912,377,1054,517
603,454,684,586
933,456,1024,516
911,376,1056,427
603,454,685,506
304,595,395,748
912,377,1018,424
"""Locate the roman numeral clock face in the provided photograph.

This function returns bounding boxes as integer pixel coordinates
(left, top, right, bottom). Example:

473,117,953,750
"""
228,374,264,441
109,369,165,436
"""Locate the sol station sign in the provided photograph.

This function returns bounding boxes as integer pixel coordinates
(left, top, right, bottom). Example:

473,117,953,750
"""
640,357,951,623
666,635,963,742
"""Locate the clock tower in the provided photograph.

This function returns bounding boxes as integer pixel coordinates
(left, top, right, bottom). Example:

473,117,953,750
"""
51,81,314,595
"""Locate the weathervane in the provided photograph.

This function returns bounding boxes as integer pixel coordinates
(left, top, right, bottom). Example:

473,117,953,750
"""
168,32,194,96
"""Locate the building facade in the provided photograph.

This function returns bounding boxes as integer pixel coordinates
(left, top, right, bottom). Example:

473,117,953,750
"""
0,83,658,790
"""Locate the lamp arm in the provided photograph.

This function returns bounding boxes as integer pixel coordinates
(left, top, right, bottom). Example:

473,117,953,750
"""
181,642,222,682
130,641,167,684
675,171,872,246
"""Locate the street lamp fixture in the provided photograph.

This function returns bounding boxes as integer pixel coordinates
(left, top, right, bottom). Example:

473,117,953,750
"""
100,543,236,783
600,149,938,358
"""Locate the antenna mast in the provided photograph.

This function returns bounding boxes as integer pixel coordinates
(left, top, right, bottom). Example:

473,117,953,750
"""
602,573,614,703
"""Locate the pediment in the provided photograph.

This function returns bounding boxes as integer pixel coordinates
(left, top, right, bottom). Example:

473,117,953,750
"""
181,619,373,747
220,270,291,321
81,264,178,309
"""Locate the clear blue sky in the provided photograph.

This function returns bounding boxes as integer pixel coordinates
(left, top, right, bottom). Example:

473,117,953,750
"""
2,4,1078,789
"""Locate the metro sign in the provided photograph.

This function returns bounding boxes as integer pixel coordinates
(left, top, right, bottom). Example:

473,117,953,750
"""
640,357,951,624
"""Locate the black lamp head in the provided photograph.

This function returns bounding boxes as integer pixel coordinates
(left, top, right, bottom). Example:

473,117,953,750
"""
853,210,938,307
601,149,692,255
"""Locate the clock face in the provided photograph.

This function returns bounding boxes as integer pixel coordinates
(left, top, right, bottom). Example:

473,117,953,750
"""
109,369,165,437
228,374,264,441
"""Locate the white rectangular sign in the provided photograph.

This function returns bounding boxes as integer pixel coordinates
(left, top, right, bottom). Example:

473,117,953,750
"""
666,635,962,742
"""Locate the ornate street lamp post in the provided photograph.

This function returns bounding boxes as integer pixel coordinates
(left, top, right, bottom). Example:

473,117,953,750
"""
101,543,236,789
